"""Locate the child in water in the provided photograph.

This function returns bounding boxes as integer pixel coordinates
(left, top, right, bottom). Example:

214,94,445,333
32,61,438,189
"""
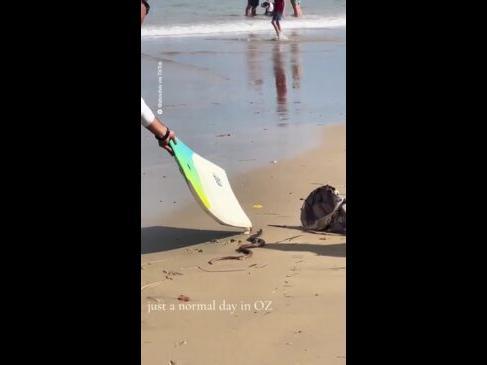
261,1,274,16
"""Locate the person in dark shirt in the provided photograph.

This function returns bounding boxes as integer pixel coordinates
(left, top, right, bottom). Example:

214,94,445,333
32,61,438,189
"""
246,0,260,16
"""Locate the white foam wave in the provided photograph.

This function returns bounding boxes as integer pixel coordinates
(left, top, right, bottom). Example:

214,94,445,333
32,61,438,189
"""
142,16,345,37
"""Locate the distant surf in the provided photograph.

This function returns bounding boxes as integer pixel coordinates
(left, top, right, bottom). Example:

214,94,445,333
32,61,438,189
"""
142,15,346,38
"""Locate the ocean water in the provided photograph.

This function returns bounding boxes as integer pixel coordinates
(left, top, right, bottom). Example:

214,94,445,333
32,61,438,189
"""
142,0,345,37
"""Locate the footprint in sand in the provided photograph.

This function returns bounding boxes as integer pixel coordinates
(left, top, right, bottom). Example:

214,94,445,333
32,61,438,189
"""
289,266,300,273
163,270,184,280
146,296,161,303
283,280,293,288
286,273,298,278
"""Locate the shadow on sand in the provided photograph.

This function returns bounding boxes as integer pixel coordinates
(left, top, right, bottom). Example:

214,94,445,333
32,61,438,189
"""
141,226,238,254
263,242,345,257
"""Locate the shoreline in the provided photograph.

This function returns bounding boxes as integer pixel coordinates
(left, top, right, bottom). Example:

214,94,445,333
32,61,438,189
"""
141,26,346,43
142,19,346,38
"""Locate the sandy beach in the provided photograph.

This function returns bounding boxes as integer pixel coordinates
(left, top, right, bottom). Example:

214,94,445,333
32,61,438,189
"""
141,123,345,365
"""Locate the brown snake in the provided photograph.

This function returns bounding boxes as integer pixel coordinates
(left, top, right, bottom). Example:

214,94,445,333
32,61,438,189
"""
208,229,266,265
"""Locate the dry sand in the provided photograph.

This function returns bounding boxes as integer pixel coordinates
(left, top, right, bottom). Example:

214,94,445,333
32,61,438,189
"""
141,123,346,365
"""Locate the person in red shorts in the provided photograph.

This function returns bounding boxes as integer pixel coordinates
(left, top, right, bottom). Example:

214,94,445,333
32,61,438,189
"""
271,0,286,40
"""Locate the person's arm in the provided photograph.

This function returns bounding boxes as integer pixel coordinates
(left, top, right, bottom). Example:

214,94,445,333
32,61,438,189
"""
141,97,176,155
